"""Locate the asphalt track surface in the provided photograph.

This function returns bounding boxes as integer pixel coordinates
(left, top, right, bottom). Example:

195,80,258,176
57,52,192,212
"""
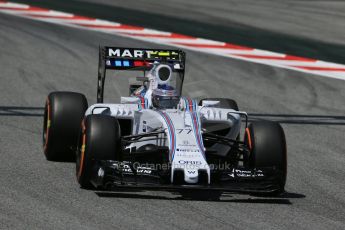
1,1,345,230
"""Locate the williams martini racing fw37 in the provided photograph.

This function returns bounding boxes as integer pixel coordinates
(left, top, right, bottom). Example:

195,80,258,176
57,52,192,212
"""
43,47,287,197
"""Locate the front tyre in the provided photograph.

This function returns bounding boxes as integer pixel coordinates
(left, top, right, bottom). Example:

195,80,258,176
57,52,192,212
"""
76,115,121,188
43,91,88,161
245,121,287,195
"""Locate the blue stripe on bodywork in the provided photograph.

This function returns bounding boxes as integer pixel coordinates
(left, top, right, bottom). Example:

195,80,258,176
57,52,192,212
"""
190,111,206,159
158,111,176,160
182,97,197,112
135,96,147,110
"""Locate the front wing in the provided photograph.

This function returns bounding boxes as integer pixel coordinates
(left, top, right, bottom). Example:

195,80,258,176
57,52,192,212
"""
90,160,284,194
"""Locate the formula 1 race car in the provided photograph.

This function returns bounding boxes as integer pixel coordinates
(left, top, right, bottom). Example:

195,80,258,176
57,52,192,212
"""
43,47,287,197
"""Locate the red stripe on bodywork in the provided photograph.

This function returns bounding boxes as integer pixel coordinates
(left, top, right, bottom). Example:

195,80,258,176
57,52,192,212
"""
187,98,194,112
191,112,205,157
140,97,145,108
134,61,149,67
134,61,144,66
160,112,175,159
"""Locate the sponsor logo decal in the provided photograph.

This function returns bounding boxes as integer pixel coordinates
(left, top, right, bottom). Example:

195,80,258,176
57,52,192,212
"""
178,160,202,165
227,169,265,178
174,153,200,158
176,128,192,134
176,148,200,152
107,48,180,60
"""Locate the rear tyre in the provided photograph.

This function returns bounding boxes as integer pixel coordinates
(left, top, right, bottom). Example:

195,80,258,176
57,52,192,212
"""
76,115,121,188
245,121,287,195
43,91,88,161
199,98,239,111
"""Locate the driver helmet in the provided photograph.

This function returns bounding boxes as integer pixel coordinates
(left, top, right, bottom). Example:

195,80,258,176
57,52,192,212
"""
151,64,180,109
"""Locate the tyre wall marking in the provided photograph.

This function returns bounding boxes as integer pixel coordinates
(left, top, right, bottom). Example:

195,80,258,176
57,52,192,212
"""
245,128,252,151
77,120,86,180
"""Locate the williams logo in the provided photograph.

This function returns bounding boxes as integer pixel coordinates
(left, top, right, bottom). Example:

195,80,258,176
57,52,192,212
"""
178,160,202,165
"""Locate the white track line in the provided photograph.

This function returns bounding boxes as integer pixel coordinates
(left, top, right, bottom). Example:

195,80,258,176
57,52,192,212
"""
1,1,345,80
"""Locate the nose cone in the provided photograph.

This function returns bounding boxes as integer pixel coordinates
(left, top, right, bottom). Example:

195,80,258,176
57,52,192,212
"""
184,169,199,184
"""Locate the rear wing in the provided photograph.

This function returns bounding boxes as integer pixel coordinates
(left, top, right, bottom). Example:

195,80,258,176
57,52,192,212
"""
97,46,186,103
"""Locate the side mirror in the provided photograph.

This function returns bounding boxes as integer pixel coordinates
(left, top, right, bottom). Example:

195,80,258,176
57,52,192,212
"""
202,100,220,107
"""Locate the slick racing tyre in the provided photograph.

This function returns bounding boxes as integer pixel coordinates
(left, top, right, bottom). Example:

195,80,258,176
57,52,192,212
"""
43,91,88,161
199,98,239,111
76,115,121,188
245,121,287,195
